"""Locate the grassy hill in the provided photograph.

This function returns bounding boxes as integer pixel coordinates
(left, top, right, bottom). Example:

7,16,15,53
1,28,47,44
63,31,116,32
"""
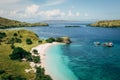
90,20,120,28
0,29,40,79
0,17,48,29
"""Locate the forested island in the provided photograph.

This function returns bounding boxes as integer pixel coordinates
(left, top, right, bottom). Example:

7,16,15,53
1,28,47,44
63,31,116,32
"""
90,20,120,28
0,17,49,29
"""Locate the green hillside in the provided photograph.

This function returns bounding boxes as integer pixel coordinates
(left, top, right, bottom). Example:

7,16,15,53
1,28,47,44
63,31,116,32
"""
0,29,40,79
90,20,120,28
0,17,48,29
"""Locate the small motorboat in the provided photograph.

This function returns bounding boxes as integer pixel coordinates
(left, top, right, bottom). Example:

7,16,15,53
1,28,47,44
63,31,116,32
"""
102,42,113,47
94,42,101,46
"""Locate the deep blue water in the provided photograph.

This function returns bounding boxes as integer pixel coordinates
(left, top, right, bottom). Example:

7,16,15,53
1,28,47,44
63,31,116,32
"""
8,22,120,80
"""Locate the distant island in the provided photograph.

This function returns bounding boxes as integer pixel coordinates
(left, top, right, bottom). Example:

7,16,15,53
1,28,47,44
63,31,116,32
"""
90,20,120,28
0,17,49,29
65,25,80,28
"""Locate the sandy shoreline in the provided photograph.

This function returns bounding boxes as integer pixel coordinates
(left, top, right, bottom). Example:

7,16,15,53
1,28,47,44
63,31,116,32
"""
29,42,65,78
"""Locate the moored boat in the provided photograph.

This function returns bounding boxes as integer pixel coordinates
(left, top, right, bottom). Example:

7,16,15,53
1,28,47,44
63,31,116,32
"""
102,42,113,47
94,42,101,46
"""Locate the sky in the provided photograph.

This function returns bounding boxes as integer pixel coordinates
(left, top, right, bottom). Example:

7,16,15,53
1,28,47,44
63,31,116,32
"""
0,0,120,22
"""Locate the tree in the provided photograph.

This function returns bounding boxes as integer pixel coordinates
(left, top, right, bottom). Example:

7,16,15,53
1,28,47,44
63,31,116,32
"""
0,32,6,39
42,75,53,80
38,40,42,43
0,39,2,45
26,38,32,45
0,70,5,74
1,74,26,80
35,67,52,80
33,49,38,54
13,33,18,36
15,38,22,43
9,47,30,60
35,67,45,80
25,54,32,61
7,38,22,44
55,37,63,42
32,56,40,63
46,37,55,43
10,43,15,49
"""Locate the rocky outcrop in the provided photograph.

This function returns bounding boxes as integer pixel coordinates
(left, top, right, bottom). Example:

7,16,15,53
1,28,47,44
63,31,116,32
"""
61,37,71,44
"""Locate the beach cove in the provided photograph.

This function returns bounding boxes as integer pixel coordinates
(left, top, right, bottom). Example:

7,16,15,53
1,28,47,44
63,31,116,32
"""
31,42,78,80
25,23,120,80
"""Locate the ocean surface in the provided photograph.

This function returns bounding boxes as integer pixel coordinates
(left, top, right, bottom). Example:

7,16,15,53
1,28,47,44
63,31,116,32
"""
9,22,120,80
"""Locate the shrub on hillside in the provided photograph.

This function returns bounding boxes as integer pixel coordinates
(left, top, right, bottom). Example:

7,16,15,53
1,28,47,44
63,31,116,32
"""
38,40,42,43
0,32,6,39
13,33,18,36
9,47,31,60
10,44,15,49
32,56,40,63
7,38,15,44
26,38,32,45
35,67,52,80
33,49,38,54
26,54,33,61
0,70,5,74
46,37,55,43
35,67,45,80
55,37,63,42
15,38,22,43
7,38,22,44
1,74,26,80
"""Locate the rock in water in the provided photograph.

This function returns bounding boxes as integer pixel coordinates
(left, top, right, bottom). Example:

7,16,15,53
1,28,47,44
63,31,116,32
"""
61,37,71,44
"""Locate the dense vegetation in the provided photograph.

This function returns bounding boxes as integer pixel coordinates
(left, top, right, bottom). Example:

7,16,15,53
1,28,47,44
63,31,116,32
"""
9,47,31,60
32,56,40,63
1,73,26,80
90,20,120,28
35,67,52,80
0,17,49,29
0,32,6,38
32,49,38,54
46,37,56,43
46,37,71,44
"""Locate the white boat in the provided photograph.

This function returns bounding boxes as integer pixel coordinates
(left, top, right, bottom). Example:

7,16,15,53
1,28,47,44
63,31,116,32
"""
94,42,101,46
102,42,113,47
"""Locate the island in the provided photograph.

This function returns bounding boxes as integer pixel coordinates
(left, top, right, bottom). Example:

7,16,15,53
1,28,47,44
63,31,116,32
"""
0,17,49,29
90,20,120,28
0,29,71,80
65,25,80,28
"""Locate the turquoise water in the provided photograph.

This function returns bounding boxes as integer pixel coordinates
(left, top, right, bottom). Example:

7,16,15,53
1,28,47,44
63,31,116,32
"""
44,44,78,80
6,22,120,80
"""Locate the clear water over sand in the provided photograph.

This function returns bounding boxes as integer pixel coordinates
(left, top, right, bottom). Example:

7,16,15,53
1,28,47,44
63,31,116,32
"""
44,44,78,80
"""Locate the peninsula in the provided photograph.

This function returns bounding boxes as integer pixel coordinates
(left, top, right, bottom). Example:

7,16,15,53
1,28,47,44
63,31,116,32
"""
0,17,48,29
0,29,71,80
90,20,120,28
